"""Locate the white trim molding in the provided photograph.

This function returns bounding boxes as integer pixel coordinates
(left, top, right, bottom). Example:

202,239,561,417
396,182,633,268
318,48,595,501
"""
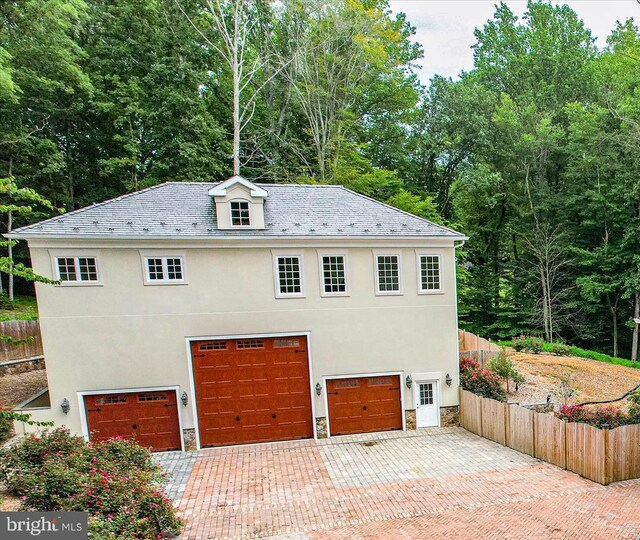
138,250,188,285
316,250,350,297
77,385,185,452
415,250,444,295
322,371,406,438
229,199,252,228
185,331,316,451
49,250,103,287
272,250,305,298
372,250,403,296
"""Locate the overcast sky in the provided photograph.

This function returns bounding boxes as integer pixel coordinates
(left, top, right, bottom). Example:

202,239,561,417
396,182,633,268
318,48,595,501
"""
389,1,640,83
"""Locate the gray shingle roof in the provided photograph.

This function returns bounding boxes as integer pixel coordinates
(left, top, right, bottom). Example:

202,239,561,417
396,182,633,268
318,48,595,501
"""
11,182,465,240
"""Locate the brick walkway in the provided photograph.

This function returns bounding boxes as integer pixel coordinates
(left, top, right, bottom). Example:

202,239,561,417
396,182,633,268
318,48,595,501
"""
175,429,640,539
154,451,198,505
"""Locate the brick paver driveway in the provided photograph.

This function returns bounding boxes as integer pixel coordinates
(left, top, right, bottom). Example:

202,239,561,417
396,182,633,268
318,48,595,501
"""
167,428,640,539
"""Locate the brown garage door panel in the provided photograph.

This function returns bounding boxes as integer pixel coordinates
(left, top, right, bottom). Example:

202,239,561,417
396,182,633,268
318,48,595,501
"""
327,375,403,436
192,336,314,447
84,391,182,452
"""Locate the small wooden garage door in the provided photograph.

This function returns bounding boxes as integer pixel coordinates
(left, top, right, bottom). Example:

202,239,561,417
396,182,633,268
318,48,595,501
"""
327,375,402,436
84,390,181,452
191,336,313,447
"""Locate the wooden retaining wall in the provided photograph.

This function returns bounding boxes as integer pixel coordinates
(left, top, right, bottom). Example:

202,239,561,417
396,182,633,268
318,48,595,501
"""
459,388,640,485
0,320,43,362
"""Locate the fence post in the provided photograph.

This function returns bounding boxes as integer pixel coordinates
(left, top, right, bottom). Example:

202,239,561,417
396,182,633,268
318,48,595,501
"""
531,410,537,459
603,428,611,486
479,392,483,438
504,403,511,448
563,421,569,472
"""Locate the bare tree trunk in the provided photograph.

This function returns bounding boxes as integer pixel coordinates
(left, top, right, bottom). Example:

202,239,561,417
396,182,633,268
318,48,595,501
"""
610,303,618,358
7,208,12,303
632,291,639,362
232,38,240,176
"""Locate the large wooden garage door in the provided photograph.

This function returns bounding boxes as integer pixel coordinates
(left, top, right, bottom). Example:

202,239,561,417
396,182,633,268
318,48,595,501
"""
191,336,313,447
327,375,402,436
84,390,181,452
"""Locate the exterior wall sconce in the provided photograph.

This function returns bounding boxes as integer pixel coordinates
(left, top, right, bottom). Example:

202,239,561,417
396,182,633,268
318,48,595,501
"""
181,392,188,406
315,383,322,396
61,398,70,415
445,373,452,387
405,375,412,389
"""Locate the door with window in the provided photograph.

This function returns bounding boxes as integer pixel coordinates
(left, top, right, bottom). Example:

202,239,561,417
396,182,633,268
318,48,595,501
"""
415,381,439,427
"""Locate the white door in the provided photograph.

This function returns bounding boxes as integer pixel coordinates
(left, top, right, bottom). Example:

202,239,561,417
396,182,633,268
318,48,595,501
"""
415,381,439,427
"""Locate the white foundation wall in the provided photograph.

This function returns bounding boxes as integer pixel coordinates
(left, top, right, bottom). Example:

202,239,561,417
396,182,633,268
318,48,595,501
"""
24,241,461,436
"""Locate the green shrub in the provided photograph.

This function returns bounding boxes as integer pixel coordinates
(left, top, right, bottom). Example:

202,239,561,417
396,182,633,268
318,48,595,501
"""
460,357,506,401
488,351,525,393
550,343,572,357
512,336,526,352
0,429,182,539
628,390,640,423
512,335,544,354
0,408,12,442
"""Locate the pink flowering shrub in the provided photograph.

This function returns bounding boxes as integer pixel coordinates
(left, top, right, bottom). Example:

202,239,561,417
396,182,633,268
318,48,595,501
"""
460,357,506,401
555,405,632,428
0,429,182,539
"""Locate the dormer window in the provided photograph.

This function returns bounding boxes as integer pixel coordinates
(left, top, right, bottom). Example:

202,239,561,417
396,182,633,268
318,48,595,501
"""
230,200,250,227
209,176,267,230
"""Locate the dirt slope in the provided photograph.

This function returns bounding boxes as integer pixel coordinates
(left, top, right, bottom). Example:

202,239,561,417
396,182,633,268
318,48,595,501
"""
507,349,640,407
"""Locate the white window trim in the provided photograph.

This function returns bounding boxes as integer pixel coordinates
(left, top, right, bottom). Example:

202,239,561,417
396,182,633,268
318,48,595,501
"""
317,251,350,297
372,251,403,296
272,251,305,298
50,251,103,287
139,251,188,286
229,199,252,228
415,251,444,295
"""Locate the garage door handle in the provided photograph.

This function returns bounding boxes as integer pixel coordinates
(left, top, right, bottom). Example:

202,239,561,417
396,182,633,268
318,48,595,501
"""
362,406,367,411
272,413,277,419
164,403,176,407
132,424,138,429
87,408,101,412
236,416,241,421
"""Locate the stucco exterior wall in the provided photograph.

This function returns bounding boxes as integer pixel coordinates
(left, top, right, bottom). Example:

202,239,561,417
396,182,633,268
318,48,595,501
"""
24,239,460,440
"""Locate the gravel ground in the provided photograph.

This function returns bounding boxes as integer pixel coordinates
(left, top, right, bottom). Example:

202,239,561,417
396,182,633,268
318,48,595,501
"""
0,368,47,408
507,349,640,407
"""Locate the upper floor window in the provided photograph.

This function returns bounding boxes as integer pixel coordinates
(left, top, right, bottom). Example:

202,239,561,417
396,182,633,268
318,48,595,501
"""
418,254,442,293
375,253,402,295
144,256,184,284
55,256,99,284
230,200,250,226
320,254,348,296
274,254,304,297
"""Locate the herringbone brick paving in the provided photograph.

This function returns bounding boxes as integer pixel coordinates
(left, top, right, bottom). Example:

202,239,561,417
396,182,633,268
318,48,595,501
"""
174,429,640,539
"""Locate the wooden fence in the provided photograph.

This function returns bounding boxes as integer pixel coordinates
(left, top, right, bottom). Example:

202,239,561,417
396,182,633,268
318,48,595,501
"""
459,388,640,485
0,320,43,362
458,329,501,367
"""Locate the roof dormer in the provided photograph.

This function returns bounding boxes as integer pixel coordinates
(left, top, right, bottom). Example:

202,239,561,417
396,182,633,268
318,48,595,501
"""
209,176,268,230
